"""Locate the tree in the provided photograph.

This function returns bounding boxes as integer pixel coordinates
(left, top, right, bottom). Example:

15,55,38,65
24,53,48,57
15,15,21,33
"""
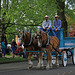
1,0,14,33
2,0,57,33
65,0,75,26
0,0,1,35
1,0,75,41
56,0,68,37
0,0,2,55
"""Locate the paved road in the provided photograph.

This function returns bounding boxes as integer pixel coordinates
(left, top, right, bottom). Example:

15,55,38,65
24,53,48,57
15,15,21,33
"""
0,58,75,75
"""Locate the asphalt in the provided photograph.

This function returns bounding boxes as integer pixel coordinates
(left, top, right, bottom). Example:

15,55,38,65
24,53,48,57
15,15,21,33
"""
0,57,73,70
0,59,75,75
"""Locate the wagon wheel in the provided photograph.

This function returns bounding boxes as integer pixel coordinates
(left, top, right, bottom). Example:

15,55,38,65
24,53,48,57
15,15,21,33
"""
62,51,67,67
72,48,75,64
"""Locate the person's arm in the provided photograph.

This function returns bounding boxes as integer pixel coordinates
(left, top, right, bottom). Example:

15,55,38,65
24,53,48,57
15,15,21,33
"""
42,21,45,28
53,20,56,29
57,20,61,30
48,20,51,28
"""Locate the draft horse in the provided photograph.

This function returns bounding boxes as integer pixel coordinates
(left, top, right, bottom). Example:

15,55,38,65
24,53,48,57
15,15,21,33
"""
19,30,42,69
36,31,60,69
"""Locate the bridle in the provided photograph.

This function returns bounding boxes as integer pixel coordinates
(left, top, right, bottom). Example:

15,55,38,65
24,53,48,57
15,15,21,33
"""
36,31,49,47
19,30,33,47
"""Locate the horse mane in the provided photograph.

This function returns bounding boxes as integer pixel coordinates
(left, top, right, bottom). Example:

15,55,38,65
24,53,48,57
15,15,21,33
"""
41,31,47,44
22,32,38,47
32,36,38,47
23,32,31,44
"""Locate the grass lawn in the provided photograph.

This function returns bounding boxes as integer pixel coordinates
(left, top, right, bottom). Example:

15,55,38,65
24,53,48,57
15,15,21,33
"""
0,52,34,63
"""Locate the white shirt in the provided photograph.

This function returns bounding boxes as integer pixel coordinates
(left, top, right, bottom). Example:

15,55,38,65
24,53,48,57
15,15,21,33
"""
42,20,51,28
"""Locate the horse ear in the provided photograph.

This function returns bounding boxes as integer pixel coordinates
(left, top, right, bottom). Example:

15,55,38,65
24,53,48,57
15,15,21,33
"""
23,30,24,33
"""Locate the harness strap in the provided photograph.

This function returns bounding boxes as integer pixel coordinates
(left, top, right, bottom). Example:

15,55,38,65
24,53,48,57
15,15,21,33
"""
49,42,61,55
46,32,50,46
28,33,32,46
42,32,50,47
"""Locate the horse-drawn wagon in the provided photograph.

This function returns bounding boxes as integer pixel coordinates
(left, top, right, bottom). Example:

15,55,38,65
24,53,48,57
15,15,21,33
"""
18,28,75,69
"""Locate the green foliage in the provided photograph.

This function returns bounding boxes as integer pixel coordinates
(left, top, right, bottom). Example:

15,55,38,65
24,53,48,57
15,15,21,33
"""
1,0,75,41
65,0,75,26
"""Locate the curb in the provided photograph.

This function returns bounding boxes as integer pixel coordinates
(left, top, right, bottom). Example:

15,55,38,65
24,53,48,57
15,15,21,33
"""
0,59,37,64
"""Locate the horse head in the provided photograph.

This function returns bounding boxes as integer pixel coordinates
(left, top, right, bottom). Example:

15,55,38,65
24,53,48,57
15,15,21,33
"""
36,31,47,47
19,29,32,47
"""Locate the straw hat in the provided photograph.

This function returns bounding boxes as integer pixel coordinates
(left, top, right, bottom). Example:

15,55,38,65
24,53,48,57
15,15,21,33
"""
44,15,49,18
55,15,59,18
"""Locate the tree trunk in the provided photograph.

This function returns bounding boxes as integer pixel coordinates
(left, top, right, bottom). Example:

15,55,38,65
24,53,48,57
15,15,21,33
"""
0,0,1,45
2,0,6,33
0,0,2,57
56,0,68,37
2,0,10,33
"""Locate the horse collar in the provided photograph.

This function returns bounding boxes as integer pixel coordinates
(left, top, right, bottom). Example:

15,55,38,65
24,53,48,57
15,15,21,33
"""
42,32,50,47
24,33,33,47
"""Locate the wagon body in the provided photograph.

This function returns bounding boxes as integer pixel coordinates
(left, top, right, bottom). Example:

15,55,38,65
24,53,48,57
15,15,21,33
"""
48,28,75,66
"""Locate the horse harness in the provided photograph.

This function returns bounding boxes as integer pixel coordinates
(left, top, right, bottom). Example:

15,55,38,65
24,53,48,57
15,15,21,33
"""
41,32,50,47
40,32,61,54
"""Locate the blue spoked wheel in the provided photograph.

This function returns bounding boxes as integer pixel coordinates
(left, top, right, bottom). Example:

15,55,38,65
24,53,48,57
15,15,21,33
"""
62,51,67,67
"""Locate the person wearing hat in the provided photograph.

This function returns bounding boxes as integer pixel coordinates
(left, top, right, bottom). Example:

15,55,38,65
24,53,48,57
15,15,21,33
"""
40,15,52,32
52,15,61,38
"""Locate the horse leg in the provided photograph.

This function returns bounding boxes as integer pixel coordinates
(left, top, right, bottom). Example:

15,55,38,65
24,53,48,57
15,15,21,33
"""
36,53,41,68
26,52,29,57
36,52,44,68
50,52,52,68
36,53,44,68
46,51,50,69
40,52,44,68
56,51,59,67
28,52,33,69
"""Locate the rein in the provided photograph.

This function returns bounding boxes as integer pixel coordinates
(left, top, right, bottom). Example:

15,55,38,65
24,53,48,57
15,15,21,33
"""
49,42,61,54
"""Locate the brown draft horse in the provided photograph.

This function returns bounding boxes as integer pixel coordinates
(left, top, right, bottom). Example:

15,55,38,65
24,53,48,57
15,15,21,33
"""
19,30,41,69
36,31,60,69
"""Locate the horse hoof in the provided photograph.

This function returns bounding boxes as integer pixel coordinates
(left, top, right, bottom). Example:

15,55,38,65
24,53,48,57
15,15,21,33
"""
36,65,40,69
27,67,31,70
56,64,59,67
41,66,44,69
40,65,44,68
46,65,50,70
46,68,49,70
28,64,33,68
28,63,33,65
50,66,52,69
46,67,50,70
